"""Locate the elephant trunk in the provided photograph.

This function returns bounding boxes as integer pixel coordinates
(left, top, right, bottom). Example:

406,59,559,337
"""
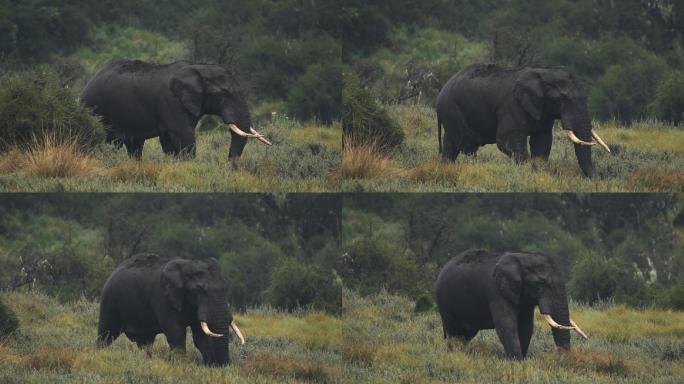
199,298,233,366
549,287,571,350
561,101,596,178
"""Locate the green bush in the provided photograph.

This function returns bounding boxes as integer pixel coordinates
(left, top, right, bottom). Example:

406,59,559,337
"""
0,67,105,151
569,255,648,306
266,258,341,314
0,296,19,337
650,71,684,125
342,73,404,153
287,63,342,124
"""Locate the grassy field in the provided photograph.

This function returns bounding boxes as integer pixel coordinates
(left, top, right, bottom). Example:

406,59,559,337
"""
342,290,684,383
0,292,341,383
0,117,341,192
342,104,684,192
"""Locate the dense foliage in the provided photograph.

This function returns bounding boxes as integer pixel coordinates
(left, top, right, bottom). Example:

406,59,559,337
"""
342,194,684,309
0,194,341,314
0,296,19,337
0,67,105,150
0,0,341,123
344,0,684,124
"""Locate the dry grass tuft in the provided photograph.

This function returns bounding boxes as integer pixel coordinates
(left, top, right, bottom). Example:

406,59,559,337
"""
628,168,684,192
545,350,634,376
342,342,376,365
240,352,336,383
10,134,99,178
342,143,395,179
22,348,75,372
108,160,162,184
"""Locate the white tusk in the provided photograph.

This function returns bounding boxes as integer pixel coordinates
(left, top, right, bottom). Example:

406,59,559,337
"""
570,319,588,339
591,130,611,153
249,127,273,146
230,321,245,345
228,124,253,137
543,314,575,330
567,131,595,146
200,321,224,338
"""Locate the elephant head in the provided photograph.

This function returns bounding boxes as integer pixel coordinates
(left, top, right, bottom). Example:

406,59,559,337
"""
493,252,587,350
513,67,610,178
170,64,272,160
161,258,245,366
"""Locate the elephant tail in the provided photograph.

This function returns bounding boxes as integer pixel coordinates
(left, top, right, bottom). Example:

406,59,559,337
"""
437,115,442,155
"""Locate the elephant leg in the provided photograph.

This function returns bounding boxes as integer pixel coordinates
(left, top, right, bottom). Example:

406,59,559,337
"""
134,334,157,350
162,324,187,351
442,134,461,161
496,117,529,162
490,302,523,359
518,306,535,358
124,137,145,160
529,129,553,160
159,133,180,156
166,131,196,159
96,314,122,347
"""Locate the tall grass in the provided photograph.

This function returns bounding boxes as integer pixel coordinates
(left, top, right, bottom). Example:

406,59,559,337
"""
0,291,342,383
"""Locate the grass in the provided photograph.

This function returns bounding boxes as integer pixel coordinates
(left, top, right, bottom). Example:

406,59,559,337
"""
0,291,341,383
0,116,341,192
342,104,684,192
342,290,684,383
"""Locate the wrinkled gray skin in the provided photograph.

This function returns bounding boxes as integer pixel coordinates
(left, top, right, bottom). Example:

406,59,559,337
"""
436,64,597,177
97,254,236,366
435,249,572,359
81,60,251,160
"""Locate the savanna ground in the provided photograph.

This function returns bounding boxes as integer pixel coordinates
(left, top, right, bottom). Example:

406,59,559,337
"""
342,290,684,383
0,292,341,383
342,104,684,193
0,117,341,192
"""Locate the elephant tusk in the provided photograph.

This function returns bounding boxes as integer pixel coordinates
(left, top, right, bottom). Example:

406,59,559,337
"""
570,319,588,339
230,320,245,345
591,130,611,153
228,123,255,138
200,321,224,338
250,127,273,146
567,131,595,146
542,314,575,330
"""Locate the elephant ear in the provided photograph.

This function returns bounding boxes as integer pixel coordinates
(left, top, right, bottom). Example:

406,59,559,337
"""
493,253,522,306
513,71,544,121
161,260,186,312
170,67,204,117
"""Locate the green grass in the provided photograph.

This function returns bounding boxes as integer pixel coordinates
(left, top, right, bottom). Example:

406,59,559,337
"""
0,291,341,383
0,116,341,192
342,104,684,192
342,290,684,383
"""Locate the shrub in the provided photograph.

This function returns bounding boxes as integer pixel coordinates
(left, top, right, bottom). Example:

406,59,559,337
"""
266,258,342,314
287,63,342,124
0,67,105,151
0,297,19,337
569,254,648,306
342,73,403,153
650,71,684,125
341,143,394,179
19,134,99,178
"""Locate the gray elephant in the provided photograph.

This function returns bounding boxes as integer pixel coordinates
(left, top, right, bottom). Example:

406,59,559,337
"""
435,249,587,359
81,60,271,160
97,253,245,366
436,64,611,178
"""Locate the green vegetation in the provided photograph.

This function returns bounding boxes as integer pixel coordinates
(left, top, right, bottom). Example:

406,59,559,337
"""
343,290,684,383
341,194,684,309
0,195,341,313
0,291,341,383
342,104,684,192
0,297,19,338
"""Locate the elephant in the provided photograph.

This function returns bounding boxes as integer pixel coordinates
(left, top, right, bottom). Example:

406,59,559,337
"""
81,60,271,160
434,249,587,359
436,64,611,178
97,253,245,366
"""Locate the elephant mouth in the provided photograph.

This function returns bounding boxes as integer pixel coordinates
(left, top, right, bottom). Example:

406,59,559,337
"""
567,130,611,153
541,313,588,339
228,124,272,146
200,320,246,345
